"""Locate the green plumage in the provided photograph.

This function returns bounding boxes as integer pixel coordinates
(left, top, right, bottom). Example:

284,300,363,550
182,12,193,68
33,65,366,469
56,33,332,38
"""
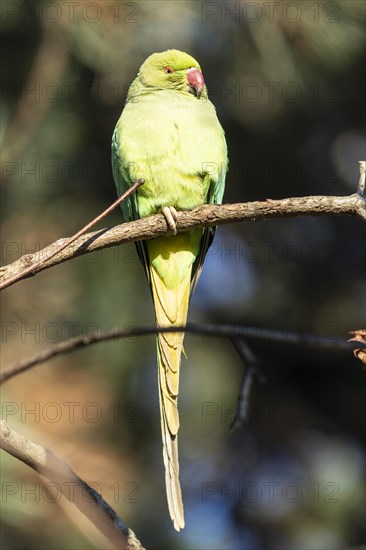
112,49,228,530
112,49,226,220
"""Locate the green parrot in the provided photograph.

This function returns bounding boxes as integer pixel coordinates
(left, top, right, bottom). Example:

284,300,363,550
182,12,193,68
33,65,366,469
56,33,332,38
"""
112,49,228,530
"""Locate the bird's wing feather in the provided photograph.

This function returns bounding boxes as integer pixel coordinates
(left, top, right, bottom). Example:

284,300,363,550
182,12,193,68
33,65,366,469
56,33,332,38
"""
190,137,228,296
112,122,151,281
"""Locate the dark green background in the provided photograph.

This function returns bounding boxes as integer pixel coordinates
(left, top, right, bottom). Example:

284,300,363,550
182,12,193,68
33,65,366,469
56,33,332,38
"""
1,1,365,548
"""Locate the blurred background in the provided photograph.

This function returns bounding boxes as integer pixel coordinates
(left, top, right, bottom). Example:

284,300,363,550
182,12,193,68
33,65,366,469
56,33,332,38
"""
1,1,365,548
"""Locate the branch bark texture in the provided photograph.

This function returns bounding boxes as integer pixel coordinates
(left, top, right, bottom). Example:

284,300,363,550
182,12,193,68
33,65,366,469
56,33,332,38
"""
0,421,144,550
1,193,365,289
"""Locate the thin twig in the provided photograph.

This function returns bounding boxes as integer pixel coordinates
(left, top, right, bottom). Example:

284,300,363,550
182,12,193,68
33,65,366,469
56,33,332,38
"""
1,191,365,290
0,179,144,291
0,323,354,385
358,161,366,195
0,421,145,550
230,339,264,431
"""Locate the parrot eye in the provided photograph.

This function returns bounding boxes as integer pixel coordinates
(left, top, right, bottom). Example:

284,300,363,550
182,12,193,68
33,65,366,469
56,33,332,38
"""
164,67,174,74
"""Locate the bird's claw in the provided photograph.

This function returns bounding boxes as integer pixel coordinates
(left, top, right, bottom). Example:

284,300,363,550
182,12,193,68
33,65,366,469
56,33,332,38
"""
162,206,178,235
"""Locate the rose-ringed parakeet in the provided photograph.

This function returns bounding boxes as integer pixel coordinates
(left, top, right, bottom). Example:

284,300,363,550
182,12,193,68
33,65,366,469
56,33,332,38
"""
112,49,228,531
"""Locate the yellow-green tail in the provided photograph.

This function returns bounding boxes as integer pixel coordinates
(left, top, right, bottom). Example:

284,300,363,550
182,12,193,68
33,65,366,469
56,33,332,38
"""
146,234,200,531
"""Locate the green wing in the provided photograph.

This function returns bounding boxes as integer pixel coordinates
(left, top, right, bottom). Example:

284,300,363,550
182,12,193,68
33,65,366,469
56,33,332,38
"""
190,142,227,297
112,122,151,279
111,122,138,223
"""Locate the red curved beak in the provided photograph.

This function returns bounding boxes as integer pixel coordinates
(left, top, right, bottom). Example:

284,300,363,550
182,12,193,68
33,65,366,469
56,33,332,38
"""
186,68,205,98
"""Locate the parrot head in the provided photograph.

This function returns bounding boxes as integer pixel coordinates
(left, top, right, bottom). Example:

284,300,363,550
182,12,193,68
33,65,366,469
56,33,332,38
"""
135,49,207,99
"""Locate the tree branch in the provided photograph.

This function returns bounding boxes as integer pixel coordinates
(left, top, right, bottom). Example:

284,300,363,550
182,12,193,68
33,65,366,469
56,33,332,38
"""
1,191,365,290
0,179,144,291
230,339,265,431
0,323,354,385
0,421,145,550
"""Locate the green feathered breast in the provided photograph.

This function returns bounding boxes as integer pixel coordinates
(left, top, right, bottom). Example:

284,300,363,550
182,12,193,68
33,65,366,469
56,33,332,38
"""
112,76,227,288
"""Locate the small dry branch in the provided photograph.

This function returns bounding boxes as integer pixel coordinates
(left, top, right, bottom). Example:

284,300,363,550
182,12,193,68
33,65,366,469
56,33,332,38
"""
0,322,354,386
1,189,365,290
0,421,145,550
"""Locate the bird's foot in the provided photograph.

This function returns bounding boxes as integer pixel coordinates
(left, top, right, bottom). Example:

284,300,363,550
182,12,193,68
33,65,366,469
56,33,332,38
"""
162,206,178,235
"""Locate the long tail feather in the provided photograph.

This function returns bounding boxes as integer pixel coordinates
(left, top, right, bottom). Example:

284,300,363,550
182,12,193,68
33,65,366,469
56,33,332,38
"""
149,258,192,531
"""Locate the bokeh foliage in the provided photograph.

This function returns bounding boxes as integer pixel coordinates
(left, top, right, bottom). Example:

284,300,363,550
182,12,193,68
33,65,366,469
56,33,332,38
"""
1,1,365,548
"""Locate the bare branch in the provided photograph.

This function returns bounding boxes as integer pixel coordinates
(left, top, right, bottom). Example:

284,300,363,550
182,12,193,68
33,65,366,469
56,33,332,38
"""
0,421,145,550
230,339,265,431
0,322,353,385
0,179,145,291
358,161,366,195
1,191,365,290
348,329,366,368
